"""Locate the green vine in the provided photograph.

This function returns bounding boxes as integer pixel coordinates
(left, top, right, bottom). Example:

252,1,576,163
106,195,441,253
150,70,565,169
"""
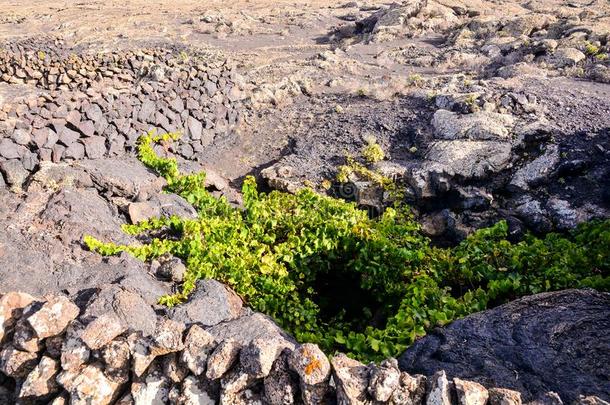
85,132,610,361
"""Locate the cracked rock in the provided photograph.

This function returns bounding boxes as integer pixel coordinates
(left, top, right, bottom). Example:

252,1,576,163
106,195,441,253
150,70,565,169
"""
181,324,216,376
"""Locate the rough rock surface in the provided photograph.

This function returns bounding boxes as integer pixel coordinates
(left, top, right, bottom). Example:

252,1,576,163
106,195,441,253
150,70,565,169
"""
398,289,610,402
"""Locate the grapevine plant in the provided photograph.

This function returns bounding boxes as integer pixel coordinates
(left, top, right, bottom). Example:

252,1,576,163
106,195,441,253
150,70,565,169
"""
85,132,610,362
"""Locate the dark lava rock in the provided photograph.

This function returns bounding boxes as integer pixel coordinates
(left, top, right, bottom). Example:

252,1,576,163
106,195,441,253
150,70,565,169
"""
169,280,243,327
398,289,610,403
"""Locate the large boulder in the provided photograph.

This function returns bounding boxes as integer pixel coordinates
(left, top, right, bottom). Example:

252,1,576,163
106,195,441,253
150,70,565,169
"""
398,289,610,402
432,110,515,141
426,140,512,179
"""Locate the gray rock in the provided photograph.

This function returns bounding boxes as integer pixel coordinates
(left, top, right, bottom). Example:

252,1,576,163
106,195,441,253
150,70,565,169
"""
398,289,610,402
509,145,559,191
170,280,243,326
22,150,39,172
432,110,515,140
84,103,104,123
240,337,294,379
0,160,29,187
405,161,454,199
187,116,203,140
207,311,297,348
77,157,165,199
138,100,156,122
546,198,582,230
368,358,400,402
152,193,198,219
551,48,586,67
426,140,512,179
156,257,186,283
40,187,124,241
82,285,159,336
515,197,553,233
427,370,452,405
264,350,299,405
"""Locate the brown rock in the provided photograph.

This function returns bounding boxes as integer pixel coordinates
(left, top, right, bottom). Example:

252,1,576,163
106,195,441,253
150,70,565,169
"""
454,378,489,405
128,333,156,377
331,353,370,405
489,388,522,405
128,201,161,224
19,355,61,400
102,337,131,374
0,345,39,378
27,295,80,339
60,321,90,371
181,324,216,376
0,291,36,343
12,319,43,353
149,318,185,356
206,339,241,380
81,312,127,350
57,362,123,405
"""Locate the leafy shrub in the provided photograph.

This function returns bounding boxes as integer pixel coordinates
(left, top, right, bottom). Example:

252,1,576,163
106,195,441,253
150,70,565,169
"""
85,132,610,362
362,138,385,164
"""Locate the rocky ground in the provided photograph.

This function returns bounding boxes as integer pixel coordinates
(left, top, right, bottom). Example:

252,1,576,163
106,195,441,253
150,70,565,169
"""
0,0,609,403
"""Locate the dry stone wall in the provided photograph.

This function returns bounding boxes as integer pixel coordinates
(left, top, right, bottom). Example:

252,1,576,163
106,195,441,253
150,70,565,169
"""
0,39,247,189
1,291,604,405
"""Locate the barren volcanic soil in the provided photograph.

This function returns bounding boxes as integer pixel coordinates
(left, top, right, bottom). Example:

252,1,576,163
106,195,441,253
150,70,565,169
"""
0,0,609,403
